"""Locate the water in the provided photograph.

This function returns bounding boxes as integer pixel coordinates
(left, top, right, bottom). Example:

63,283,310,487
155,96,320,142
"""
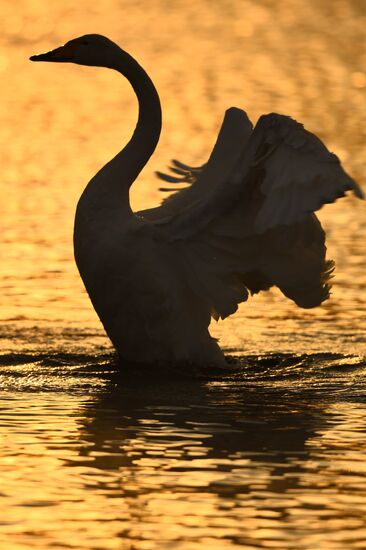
1,352,366,549
1,0,366,548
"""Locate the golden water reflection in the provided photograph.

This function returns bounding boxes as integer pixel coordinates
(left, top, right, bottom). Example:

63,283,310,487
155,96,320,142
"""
1,0,365,355
1,371,366,549
1,0,366,548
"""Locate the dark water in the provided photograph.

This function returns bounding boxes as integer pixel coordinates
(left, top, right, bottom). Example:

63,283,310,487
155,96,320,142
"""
1,0,366,548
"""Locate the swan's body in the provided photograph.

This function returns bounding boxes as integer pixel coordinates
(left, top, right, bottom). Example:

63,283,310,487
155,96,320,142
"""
31,35,363,367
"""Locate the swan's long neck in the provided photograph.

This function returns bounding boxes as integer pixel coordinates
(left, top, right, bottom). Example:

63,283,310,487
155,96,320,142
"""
79,48,162,216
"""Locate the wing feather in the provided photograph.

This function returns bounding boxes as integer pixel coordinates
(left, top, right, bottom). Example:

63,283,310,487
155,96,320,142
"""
137,111,363,321
250,114,363,232
145,113,362,239
138,107,253,223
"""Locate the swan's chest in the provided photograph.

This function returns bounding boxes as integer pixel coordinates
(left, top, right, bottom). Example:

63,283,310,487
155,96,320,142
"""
74,213,173,312
75,214,149,278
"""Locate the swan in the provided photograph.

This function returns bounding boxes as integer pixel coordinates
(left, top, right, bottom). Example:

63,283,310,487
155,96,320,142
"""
30,34,363,367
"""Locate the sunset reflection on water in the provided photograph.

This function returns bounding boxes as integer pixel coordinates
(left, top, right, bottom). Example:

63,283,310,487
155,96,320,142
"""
0,0,365,549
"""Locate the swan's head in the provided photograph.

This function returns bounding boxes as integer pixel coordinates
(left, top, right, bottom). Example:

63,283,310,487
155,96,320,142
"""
30,34,121,67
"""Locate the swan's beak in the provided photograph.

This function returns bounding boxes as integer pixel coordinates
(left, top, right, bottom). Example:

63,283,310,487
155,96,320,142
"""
30,42,77,63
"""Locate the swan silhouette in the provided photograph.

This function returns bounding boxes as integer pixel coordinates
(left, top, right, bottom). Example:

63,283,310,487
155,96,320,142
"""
30,34,363,367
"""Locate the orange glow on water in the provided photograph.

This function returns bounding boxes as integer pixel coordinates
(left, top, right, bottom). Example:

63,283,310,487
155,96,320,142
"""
0,1,365,549
1,0,365,356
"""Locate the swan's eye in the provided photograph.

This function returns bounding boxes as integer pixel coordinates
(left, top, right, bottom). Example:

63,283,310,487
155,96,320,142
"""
81,41,89,46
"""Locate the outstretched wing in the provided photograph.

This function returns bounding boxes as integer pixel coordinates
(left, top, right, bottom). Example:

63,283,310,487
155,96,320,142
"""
145,113,362,239
139,111,363,321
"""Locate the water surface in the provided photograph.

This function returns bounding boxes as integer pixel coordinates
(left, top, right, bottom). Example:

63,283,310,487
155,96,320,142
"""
0,0,365,548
